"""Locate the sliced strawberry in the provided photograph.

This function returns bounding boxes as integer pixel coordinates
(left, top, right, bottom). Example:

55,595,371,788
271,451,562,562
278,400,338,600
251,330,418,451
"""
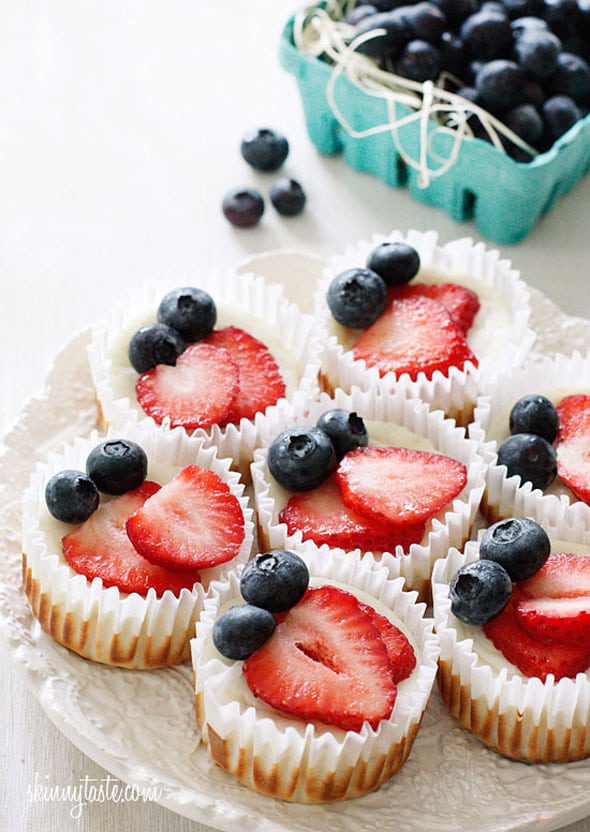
358,603,416,683
515,595,590,647
62,482,201,596
336,446,467,526
126,465,244,570
204,326,286,424
243,586,397,731
556,395,590,505
519,553,590,599
135,343,239,430
351,294,478,381
483,591,590,681
389,282,480,334
278,475,425,552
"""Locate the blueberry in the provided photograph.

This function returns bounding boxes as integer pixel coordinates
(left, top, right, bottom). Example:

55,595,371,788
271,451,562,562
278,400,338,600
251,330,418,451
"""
440,31,466,74
316,409,369,459
408,2,447,42
395,39,441,81
240,128,289,172
431,0,478,25
222,188,264,228
157,287,216,342
548,52,590,102
511,15,549,37
346,5,379,24
268,426,337,492
240,550,310,613
270,178,306,217
497,433,557,490
128,323,185,374
461,11,514,61
354,11,408,59
356,0,405,9
212,604,276,660
481,1,508,15
449,560,512,625
504,104,544,143
515,31,562,79
458,85,481,104
543,94,583,137
480,517,551,581
45,470,99,524
86,440,148,495
543,0,581,40
327,268,388,329
476,60,526,112
367,241,421,285
523,78,546,108
509,394,559,443
502,0,544,17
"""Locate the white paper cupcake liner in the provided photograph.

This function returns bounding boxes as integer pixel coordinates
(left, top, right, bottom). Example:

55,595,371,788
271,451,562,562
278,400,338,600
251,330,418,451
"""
314,230,536,425
22,420,254,669
191,545,439,802
470,350,590,529
432,510,590,763
87,270,323,479
251,387,486,602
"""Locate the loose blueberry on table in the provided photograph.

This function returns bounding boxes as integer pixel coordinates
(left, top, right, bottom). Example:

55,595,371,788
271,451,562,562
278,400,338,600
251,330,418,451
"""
212,549,417,731
449,517,590,681
126,286,286,429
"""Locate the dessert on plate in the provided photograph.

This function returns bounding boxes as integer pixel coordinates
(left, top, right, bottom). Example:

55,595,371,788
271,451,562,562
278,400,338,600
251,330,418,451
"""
252,386,486,601
88,271,322,478
433,514,590,762
470,351,590,527
22,421,253,668
314,229,534,424
192,546,438,801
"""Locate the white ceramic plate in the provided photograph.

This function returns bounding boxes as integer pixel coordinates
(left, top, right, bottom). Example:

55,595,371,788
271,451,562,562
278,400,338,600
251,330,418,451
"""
3,252,590,832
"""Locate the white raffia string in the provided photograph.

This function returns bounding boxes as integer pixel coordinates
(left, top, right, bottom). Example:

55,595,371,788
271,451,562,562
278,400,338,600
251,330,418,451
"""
293,2,538,187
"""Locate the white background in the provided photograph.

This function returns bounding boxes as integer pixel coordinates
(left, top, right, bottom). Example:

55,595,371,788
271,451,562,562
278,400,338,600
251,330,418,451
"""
1,0,589,829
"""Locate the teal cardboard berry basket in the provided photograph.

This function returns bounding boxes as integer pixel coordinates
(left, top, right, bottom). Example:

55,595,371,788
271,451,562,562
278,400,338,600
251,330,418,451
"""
280,10,590,245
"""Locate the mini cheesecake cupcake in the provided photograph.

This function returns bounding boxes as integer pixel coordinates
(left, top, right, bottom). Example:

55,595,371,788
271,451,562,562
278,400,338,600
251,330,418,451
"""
314,230,534,425
251,387,486,601
433,515,590,763
192,546,438,802
88,271,322,478
470,351,590,528
22,421,253,669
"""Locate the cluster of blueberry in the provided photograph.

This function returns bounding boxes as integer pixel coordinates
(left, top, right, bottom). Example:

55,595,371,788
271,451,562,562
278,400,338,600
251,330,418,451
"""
450,516,551,624
222,129,307,228
213,550,310,659
346,0,590,160
327,241,421,329
128,287,217,374
45,440,148,524
497,394,559,490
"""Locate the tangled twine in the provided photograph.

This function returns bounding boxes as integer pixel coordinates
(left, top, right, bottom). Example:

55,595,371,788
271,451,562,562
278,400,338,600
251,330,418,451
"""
294,1,537,187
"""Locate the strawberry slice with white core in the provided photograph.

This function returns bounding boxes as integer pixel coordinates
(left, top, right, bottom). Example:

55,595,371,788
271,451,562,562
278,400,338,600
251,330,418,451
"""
126,465,245,570
135,343,239,430
351,294,478,381
204,326,286,424
515,595,590,647
519,553,590,599
278,475,425,552
388,283,480,334
62,482,202,596
336,446,467,526
359,603,416,684
556,395,590,505
243,586,397,731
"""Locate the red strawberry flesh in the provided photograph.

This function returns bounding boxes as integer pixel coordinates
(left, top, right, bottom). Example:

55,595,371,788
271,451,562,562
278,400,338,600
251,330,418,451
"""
336,446,467,525
62,482,202,596
556,395,590,506
135,342,239,430
278,475,425,552
519,553,590,599
359,603,416,683
204,326,286,424
388,282,480,334
126,464,245,570
515,595,590,647
243,586,397,731
351,294,478,381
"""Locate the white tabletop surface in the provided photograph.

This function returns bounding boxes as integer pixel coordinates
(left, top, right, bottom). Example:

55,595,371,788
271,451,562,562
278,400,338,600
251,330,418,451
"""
1,0,590,829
